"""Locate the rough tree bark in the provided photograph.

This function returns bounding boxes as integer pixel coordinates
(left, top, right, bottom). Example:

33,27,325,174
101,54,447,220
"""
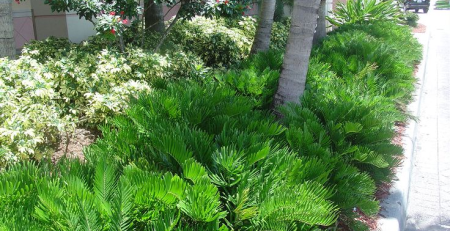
0,0,15,59
251,0,276,53
313,0,327,44
145,0,165,34
273,0,321,107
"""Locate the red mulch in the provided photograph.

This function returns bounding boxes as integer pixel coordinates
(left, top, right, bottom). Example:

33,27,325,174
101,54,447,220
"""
413,23,427,33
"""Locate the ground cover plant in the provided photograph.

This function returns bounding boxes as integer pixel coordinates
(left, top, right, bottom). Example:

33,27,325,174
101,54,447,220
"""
0,79,340,230
286,21,420,229
208,21,421,231
0,2,421,230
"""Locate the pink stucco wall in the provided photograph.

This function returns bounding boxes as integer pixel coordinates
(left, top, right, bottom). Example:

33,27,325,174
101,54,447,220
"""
162,3,258,20
13,17,35,49
333,0,348,10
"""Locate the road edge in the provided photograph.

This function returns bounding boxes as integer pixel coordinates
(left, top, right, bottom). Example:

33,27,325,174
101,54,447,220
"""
376,27,431,231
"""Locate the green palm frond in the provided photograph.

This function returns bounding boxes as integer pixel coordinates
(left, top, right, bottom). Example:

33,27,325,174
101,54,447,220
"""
147,209,180,231
0,162,47,230
211,146,245,186
109,178,134,231
181,158,208,184
133,171,187,205
352,146,389,168
232,188,258,223
287,158,332,185
257,182,338,227
327,0,403,27
93,159,118,205
153,132,194,167
246,144,271,166
177,177,227,223
75,187,102,231
331,163,378,216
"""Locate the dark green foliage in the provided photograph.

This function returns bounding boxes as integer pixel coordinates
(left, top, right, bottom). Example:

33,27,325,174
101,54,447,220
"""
280,102,381,216
0,162,48,230
76,81,338,230
214,50,283,109
270,17,291,51
167,17,256,67
1,12,422,231
214,68,279,109
314,29,417,103
213,50,283,109
277,20,421,229
335,21,422,64
403,11,419,27
241,49,284,71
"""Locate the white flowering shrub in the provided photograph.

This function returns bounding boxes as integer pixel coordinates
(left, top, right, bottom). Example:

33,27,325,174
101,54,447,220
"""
0,57,74,168
1,40,206,166
85,80,152,124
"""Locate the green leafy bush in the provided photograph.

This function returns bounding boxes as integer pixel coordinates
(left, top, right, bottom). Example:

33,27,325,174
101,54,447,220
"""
33,48,160,124
270,17,291,51
86,81,339,230
21,37,72,61
215,68,279,109
20,42,205,123
305,22,421,185
327,0,403,27
277,17,419,230
314,29,417,103
0,162,48,230
22,36,112,61
220,16,257,40
335,21,422,65
282,18,419,230
214,50,284,109
168,16,255,67
403,11,419,27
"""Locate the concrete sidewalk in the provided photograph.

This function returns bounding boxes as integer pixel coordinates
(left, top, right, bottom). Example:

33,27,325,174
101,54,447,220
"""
405,4,450,231
377,2,450,230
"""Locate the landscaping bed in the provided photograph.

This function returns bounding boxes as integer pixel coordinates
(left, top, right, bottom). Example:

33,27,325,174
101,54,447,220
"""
0,11,421,231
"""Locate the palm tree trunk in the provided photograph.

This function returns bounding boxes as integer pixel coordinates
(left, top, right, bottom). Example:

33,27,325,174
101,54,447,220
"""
145,0,165,34
0,0,15,59
273,0,321,107
313,0,327,44
251,0,276,53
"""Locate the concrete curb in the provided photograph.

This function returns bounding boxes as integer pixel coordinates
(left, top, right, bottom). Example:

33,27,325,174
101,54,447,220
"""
376,28,432,231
